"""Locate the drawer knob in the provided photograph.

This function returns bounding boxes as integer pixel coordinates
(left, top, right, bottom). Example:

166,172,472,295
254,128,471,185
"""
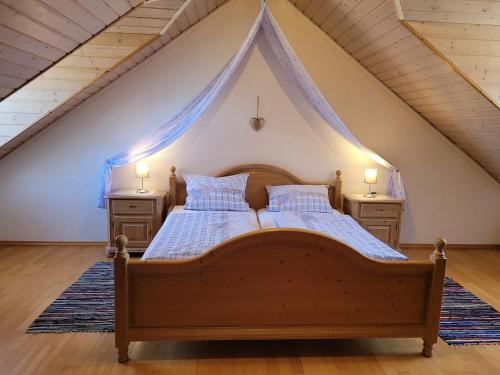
129,205,137,208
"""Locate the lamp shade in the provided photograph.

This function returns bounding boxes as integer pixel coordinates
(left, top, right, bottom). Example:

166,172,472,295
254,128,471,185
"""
135,162,149,178
364,168,377,184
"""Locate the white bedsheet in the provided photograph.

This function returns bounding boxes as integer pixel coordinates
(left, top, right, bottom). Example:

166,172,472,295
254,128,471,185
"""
257,209,407,261
258,207,341,229
142,206,260,260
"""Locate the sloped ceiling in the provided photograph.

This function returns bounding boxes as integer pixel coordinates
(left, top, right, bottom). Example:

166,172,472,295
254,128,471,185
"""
0,0,145,101
0,0,228,158
0,1,186,148
0,0,499,182
406,21,500,105
397,0,500,106
290,0,500,181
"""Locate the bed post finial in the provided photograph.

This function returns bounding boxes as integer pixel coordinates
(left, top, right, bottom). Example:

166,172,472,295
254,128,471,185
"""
115,235,129,259
431,238,447,261
334,170,342,211
169,166,177,210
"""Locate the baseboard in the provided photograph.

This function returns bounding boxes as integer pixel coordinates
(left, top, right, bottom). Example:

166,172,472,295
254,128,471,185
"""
0,241,106,246
400,243,500,250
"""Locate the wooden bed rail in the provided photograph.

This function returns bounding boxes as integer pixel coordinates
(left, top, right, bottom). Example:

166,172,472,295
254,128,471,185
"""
114,232,447,363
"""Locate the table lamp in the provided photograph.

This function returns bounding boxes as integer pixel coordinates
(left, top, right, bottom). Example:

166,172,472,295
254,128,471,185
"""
136,162,149,194
364,168,377,198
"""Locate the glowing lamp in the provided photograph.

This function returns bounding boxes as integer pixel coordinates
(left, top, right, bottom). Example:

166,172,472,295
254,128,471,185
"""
135,162,149,194
363,168,377,198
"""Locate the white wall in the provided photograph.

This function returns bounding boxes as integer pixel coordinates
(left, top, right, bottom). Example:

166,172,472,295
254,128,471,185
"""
0,0,498,244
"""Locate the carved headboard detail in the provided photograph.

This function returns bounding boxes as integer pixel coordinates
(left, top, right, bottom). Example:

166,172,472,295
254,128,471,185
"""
168,164,342,212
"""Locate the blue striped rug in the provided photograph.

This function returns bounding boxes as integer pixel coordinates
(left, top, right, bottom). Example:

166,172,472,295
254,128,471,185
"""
439,277,500,345
27,261,114,333
27,263,500,346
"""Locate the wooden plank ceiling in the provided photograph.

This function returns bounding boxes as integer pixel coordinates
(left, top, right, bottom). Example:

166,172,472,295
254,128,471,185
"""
290,0,500,181
0,0,145,101
0,0,229,158
397,0,500,106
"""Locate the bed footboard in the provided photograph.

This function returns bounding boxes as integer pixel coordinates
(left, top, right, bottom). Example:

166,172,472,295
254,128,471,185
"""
114,231,446,363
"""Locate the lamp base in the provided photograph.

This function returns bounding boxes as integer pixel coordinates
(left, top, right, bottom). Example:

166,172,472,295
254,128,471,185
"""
363,193,376,198
136,189,149,194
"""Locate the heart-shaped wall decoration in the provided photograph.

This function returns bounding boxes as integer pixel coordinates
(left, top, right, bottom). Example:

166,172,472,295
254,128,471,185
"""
250,117,265,132
250,96,265,132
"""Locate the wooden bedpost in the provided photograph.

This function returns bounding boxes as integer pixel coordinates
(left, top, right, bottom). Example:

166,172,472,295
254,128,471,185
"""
422,237,447,357
169,166,177,210
334,170,342,211
114,235,129,363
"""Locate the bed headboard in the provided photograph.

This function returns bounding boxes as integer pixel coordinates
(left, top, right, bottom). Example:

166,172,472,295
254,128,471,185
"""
168,164,343,211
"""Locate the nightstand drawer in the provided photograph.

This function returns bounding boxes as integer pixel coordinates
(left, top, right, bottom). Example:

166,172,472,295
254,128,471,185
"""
360,203,400,218
113,199,154,215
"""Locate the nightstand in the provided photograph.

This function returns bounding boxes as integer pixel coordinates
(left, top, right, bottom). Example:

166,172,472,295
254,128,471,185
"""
105,190,167,255
343,193,403,249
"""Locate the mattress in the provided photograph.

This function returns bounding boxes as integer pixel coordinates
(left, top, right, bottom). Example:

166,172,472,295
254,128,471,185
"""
142,206,260,260
257,209,407,261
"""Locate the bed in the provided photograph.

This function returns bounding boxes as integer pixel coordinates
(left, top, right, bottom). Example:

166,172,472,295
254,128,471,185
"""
114,164,447,362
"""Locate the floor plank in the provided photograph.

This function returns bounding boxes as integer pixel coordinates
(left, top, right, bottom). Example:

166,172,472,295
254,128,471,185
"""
0,245,498,374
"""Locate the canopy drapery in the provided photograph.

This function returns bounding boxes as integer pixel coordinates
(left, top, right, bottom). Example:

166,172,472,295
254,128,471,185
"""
97,1,406,208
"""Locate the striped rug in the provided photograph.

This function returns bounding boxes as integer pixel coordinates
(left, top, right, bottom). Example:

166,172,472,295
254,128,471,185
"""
27,263,500,346
27,261,114,333
439,277,500,345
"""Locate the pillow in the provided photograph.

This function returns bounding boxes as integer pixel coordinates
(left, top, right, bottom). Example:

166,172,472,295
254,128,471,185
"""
266,184,333,213
184,173,249,211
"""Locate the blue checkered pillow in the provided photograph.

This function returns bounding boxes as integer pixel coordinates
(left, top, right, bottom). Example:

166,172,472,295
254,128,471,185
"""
184,173,250,212
267,185,333,213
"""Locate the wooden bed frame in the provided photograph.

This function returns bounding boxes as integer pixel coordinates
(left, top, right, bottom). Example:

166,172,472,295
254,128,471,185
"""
114,164,446,363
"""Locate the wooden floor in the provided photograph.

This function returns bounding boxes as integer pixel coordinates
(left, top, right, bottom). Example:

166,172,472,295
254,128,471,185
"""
0,245,499,375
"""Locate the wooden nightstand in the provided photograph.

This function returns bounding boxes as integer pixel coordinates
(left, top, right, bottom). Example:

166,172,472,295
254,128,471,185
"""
343,193,403,249
105,190,167,255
